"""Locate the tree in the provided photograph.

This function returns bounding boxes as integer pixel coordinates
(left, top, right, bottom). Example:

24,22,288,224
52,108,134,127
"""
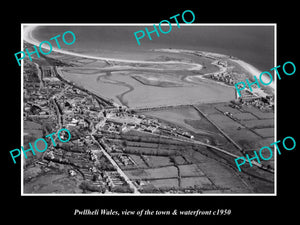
121,140,127,148
111,185,133,193
169,155,176,164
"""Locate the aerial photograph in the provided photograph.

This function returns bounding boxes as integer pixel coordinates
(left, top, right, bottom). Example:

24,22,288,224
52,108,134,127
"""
22,24,275,194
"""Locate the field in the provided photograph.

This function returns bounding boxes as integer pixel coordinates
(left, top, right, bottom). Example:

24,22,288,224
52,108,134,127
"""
107,132,271,193
23,121,44,166
106,103,275,193
23,37,276,194
150,178,179,189
178,164,205,176
23,171,82,193
181,177,213,189
244,106,274,119
196,102,274,151
126,166,178,180
253,128,274,138
143,155,173,167
141,106,220,135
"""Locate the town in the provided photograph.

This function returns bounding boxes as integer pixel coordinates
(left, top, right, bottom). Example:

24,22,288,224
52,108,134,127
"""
23,53,203,194
22,43,275,194
195,51,274,112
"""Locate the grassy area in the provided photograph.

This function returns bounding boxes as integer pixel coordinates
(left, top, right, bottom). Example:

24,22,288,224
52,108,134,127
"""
126,166,178,180
23,121,44,166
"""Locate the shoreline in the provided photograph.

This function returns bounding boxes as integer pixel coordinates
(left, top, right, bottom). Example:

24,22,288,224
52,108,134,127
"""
153,49,274,95
230,58,275,90
24,25,274,97
23,26,201,69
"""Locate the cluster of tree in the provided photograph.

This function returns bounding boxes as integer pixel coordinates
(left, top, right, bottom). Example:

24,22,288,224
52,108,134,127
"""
124,141,158,148
79,181,106,193
95,162,115,171
24,60,39,82
44,154,92,169
110,185,134,193
55,143,85,153
95,157,116,171
139,184,206,193
139,186,179,193
42,122,55,135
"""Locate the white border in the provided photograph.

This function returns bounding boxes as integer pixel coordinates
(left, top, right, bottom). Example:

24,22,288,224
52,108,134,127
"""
21,23,277,196
21,24,24,195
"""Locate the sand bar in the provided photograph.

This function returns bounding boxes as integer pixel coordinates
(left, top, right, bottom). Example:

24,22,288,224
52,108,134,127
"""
23,26,202,70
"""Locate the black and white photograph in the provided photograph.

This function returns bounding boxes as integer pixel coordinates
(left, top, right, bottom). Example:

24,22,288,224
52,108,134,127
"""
3,4,298,223
21,24,276,195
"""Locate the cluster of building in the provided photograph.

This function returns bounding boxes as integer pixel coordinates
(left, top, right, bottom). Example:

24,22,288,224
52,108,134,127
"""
24,84,54,119
95,108,156,135
23,61,197,193
43,140,130,192
113,154,136,166
23,61,135,193
205,60,238,86
23,63,68,126
62,95,100,131
156,121,194,139
208,71,235,85
95,107,195,141
239,95,274,111
103,171,126,188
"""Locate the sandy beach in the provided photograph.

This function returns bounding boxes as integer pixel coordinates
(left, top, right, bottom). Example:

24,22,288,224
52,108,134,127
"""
23,25,274,101
23,26,202,70
231,59,275,90
155,48,274,91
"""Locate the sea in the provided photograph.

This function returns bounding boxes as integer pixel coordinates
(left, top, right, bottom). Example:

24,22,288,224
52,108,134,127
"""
31,25,274,71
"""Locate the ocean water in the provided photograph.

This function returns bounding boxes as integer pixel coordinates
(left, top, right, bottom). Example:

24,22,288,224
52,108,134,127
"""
32,25,274,71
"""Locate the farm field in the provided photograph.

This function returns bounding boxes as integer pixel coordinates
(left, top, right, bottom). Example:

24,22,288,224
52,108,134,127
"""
196,102,274,151
104,102,275,193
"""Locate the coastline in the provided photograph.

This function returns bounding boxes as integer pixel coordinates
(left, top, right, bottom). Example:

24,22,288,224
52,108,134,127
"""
23,26,275,194
231,59,275,90
23,26,201,69
155,48,274,96
24,25,274,97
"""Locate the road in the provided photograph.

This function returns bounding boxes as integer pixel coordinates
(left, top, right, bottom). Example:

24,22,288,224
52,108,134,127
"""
136,128,268,172
132,103,273,173
33,62,44,89
90,127,139,193
192,105,243,152
52,58,273,186
41,86,66,160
